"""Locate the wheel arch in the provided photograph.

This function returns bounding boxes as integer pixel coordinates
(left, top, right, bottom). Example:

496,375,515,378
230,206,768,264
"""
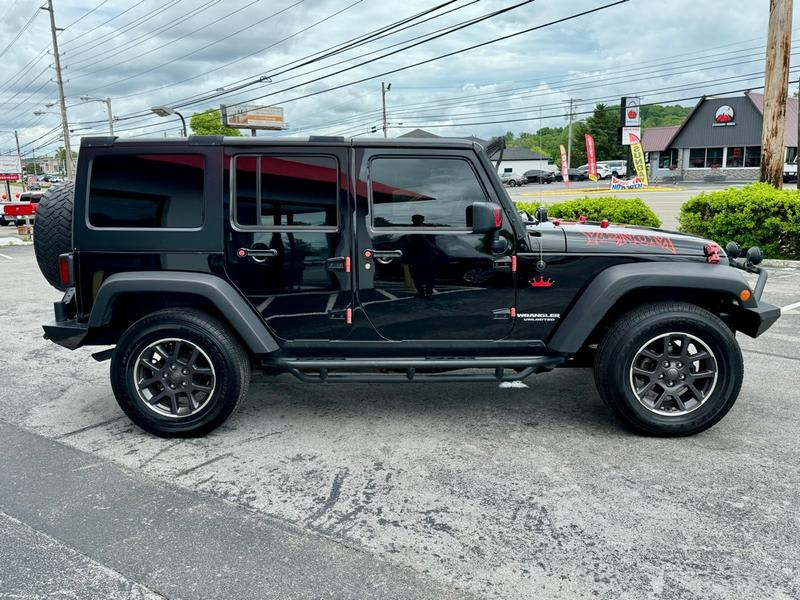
88,271,279,355
547,262,754,355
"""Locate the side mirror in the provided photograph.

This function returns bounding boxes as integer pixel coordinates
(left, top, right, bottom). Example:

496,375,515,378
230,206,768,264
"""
469,201,502,234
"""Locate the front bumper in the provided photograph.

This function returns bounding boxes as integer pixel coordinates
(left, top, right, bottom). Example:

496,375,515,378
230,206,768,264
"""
738,302,781,338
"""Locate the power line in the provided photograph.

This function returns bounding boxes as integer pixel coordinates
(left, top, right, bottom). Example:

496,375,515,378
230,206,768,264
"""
59,0,150,48
62,0,113,30
0,6,42,61
180,1,630,116
61,0,184,57
70,0,306,89
65,0,225,71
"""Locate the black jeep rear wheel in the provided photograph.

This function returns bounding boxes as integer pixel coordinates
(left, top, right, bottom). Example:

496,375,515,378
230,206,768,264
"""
33,181,74,291
111,309,250,437
594,301,743,436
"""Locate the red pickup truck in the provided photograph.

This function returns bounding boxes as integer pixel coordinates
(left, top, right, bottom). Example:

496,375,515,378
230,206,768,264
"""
1,192,42,226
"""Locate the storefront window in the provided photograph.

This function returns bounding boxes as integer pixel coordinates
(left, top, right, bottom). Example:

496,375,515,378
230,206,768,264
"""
658,149,678,169
706,147,723,168
745,147,761,168
689,148,705,168
726,147,744,168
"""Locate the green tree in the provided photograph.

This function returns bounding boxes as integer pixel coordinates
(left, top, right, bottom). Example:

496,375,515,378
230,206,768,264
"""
640,104,692,128
584,103,625,163
189,109,241,136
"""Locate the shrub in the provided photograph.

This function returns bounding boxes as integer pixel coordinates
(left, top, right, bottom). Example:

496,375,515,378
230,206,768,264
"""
678,183,800,259
516,197,661,228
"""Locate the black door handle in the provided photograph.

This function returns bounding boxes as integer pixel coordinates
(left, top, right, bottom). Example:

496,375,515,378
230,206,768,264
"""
365,249,403,259
236,247,278,261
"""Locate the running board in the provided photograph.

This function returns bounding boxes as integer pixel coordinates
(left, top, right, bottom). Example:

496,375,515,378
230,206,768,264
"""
263,356,564,383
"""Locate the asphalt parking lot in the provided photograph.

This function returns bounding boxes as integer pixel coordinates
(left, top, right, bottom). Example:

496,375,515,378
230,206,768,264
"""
1,244,799,600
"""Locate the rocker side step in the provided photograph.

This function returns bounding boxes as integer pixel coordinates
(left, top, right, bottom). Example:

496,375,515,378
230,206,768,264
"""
263,356,564,383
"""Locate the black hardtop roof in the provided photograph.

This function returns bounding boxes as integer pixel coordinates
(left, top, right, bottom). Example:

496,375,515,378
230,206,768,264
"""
80,135,479,151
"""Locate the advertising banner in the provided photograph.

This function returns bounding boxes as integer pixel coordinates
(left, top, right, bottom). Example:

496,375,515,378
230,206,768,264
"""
559,144,569,186
621,126,641,145
610,176,644,190
585,134,598,181
0,155,22,174
628,133,649,186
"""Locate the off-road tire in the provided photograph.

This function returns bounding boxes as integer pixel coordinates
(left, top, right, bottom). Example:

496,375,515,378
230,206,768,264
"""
33,181,74,291
594,301,743,436
111,309,250,437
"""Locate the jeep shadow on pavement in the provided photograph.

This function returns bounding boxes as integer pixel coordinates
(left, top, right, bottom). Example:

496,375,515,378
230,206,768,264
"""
33,135,781,437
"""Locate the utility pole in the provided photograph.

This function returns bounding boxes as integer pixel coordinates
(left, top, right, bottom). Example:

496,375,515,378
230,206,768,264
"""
760,0,793,188
797,76,799,190
381,82,391,138
43,0,73,180
562,98,581,168
14,130,25,191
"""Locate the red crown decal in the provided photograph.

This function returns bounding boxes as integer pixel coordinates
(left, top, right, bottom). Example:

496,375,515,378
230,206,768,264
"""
529,276,554,288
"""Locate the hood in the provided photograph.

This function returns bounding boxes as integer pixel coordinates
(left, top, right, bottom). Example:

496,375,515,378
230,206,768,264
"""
558,221,715,257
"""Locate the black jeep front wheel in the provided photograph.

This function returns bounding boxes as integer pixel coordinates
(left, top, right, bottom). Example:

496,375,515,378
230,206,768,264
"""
594,301,743,436
111,309,250,437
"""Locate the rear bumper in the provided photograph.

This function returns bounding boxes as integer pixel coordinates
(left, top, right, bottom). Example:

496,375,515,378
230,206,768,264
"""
42,319,88,350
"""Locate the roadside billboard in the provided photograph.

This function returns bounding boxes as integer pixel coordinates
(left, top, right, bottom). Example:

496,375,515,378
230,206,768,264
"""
0,155,22,174
221,104,285,130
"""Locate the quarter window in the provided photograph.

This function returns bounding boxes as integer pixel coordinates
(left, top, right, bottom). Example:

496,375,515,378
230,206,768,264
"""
88,154,204,228
369,157,488,229
233,155,338,229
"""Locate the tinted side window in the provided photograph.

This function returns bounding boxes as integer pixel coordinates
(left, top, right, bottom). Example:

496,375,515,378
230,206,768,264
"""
234,155,338,228
369,157,487,229
88,154,204,228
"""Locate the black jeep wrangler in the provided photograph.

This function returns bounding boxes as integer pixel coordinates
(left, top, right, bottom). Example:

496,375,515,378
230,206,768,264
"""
34,135,780,437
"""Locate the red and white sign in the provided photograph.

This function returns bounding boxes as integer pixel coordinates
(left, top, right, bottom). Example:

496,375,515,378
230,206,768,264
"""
0,173,19,181
621,126,641,146
713,105,735,127
559,144,569,187
624,97,641,127
585,133,598,181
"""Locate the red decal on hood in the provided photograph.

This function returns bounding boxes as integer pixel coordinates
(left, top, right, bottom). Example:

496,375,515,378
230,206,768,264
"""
582,231,677,254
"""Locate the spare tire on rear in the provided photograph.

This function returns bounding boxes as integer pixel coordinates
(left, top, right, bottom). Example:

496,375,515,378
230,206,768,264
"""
34,181,74,291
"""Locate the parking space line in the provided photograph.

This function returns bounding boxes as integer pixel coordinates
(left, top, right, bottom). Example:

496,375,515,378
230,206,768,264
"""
781,301,800,313
0,252,12,260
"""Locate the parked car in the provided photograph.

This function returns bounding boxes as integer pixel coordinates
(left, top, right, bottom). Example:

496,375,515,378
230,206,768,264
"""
576,164,612,180
598,160,627,178
555,168,587,182
523,169,555,184
783,159,797,182
28,182,42,191
498,171,527,186
33,135,779,438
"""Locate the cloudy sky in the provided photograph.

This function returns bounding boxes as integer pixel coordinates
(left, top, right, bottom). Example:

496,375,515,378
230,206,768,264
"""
0,0,796,158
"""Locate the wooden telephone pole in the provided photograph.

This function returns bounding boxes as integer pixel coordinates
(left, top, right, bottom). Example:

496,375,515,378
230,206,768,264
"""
760,0,793,188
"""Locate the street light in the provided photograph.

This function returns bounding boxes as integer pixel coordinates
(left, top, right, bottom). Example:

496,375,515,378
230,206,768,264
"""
150,105,186,136
80,95,115,135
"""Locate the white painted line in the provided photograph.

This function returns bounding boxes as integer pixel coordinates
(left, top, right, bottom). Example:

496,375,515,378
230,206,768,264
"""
781,301,800,313
0,252,12,260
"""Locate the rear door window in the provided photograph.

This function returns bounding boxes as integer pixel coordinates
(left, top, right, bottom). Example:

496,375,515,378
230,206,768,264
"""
88,154,205,228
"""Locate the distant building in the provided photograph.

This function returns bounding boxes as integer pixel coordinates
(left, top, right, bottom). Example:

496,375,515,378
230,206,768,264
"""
398,129,552,174
22,156,61,175
642,92,798,181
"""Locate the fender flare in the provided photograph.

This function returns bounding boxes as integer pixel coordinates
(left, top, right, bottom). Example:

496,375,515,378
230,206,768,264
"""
547,261,753,354
88,271,279,354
